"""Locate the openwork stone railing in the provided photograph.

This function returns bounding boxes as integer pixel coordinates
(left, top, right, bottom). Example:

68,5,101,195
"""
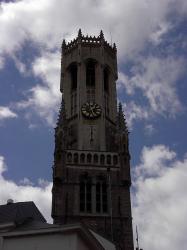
65,150,119,167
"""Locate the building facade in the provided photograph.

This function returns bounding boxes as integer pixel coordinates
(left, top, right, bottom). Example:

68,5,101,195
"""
0,201,115,250
52,30,134,250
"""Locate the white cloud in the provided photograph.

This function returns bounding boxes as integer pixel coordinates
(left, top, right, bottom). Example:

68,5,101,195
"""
144,124,156,136
16,51,61,125
133,145,187,250
0,106,17,120
135,144,176,178
0,57,5,69
0,156,7,176
149,21,172,45
0,0,186,61
0,155,52,222
119,56,185,126
19,177,34,186
0,0,186,125
12,54,27,75
122,101,150,128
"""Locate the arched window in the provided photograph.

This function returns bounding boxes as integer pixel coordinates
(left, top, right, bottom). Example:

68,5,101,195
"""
80,175,92,213
100,154,105,165
74,153,78,163
80,153,85,164
67,153,72,163
107,155,111,165
86,60,95,87
96,178,108,213
94,154,98,164
87,153,92,164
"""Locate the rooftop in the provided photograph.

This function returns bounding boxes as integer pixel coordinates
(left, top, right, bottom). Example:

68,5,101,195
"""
0,201,116,250
0,201,46,226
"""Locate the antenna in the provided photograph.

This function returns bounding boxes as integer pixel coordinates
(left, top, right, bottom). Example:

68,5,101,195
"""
136,225,140,250
108,26,113,45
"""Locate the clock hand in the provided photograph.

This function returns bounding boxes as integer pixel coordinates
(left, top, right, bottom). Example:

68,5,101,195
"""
90,106,94,115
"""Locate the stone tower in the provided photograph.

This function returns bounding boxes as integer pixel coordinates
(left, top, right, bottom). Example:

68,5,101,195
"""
52,29,134,250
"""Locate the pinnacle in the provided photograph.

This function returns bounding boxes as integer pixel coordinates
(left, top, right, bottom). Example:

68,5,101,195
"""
78,28,82,38
118,102,128,134
56,97,66,127
119,102,122,112
100,30,104,39
62,39,66,50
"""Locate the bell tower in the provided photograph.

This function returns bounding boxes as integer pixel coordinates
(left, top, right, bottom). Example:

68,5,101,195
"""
52,29,134,250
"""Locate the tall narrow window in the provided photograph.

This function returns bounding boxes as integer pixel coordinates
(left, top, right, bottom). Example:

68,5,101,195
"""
113,155,118,165
86,59,96,102
86,181,92,212
70,64,77,90
79,176,92,213
69,63,77,116
96,182,101,212
96,178,108,213
86,60,95,87
104,67,110,116
104,68,109,92
65,193,68,223
80,181,85,212
102,182,108,213
71,91,77,116
104,94,109,116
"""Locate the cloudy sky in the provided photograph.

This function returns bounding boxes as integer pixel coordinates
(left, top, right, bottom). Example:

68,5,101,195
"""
0,0,187,249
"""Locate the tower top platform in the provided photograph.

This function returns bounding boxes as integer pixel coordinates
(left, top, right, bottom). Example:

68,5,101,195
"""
62,29,117,55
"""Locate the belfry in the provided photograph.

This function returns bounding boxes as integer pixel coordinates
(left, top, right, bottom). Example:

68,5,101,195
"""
52,29,134,250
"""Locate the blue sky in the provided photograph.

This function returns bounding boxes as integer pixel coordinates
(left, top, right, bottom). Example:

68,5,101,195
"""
0,1,187,249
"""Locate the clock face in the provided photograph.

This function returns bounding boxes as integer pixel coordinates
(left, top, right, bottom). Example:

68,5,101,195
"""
81,102,102,119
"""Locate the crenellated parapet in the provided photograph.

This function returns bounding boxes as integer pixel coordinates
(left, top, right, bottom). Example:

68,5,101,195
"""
62,29,117,55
